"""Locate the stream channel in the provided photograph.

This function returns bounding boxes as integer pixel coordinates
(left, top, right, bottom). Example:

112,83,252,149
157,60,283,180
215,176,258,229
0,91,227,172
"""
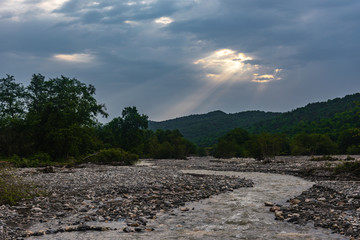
29,170,347,240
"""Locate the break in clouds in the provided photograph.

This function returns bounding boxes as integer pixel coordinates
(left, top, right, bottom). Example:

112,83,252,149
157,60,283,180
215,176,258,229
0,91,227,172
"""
0,0,360,120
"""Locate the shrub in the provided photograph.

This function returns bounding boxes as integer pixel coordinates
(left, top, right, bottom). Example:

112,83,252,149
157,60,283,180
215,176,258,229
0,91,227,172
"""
84,148,139,165
334,161,360,177
310,155,339,161
6,153,53,168
0,166,39,205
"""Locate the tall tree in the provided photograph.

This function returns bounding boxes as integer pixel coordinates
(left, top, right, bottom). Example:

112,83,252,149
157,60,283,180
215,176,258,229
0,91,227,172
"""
0,75,28,156
102,106,148,155
0,75,26,119
26,75,108,158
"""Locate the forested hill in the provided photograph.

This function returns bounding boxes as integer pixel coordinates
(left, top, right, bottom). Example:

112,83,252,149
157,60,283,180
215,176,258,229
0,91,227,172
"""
148,110,281,146
149,92,360,146
248,92,360,134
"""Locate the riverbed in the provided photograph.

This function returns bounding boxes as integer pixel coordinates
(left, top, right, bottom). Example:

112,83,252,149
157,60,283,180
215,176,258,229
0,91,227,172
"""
28,171,346,239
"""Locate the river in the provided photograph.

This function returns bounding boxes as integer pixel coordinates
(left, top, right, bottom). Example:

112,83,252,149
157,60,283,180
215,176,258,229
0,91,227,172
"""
29,171,346,239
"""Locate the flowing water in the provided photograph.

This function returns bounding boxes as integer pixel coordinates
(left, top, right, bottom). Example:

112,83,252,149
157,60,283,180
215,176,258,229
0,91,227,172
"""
29,171,347,240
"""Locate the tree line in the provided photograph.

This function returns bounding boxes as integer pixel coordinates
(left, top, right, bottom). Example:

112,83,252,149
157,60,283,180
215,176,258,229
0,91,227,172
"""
2,74,359,166
0,74,195,166
212,127,360,160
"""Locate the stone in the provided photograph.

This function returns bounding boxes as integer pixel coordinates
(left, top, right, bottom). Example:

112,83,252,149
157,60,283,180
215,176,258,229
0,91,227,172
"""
290,199,301,205
32,207,42,212
264,201,274,206
270,206,281,212
180,207,190,212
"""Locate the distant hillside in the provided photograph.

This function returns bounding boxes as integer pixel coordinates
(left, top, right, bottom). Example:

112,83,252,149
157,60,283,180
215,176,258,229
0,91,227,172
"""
248,93,360,134
149,93,360,147
148,110,281,146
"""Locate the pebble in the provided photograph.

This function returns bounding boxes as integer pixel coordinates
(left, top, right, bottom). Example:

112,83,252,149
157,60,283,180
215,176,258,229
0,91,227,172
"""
1,156,359,239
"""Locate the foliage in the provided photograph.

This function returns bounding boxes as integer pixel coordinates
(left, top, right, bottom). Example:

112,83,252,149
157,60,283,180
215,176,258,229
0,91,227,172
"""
0,74,108,160
247,133,289,160
310,155,339,161
25,74,108,159
212,128,250,158
290,133,337,155
338,128,360,154
0,166,39,205
9,154,48,168
0,75,26,119
248,93,360,135
334,161,360,176
146,129,197,159
150,93,360,148
83,148,139,165
212,129,289,160
100,106,148,155
149,110,280,147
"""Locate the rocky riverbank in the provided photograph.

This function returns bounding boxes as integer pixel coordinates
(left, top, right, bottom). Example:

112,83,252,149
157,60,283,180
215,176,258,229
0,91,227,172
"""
0,162,252,239
150,156,360,239
0,156,359,239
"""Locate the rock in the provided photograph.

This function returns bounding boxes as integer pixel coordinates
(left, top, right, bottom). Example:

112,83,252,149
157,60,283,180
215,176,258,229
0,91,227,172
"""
270,206,281,212
275,210,284,220
180,207,190,212
290,199,301,205
134,227,143,232
275,210,283,218
129,222,140,227
25,230,34,237
65,226,76,232
33,230,45,236
41,166,55,173
123,227,132,233
79,207,89,212
264,201,274,206
32,207,42,212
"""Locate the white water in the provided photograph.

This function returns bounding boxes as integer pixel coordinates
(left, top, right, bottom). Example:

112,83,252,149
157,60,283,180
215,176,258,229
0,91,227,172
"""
30,171,347,240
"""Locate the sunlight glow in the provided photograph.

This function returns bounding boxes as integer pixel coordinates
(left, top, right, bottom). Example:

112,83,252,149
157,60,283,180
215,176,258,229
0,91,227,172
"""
194,49,254,83
0,0,71,21
154,17,174,25
53,53,94,63
194,49,283,84
38,0,70,13
124,20,140,26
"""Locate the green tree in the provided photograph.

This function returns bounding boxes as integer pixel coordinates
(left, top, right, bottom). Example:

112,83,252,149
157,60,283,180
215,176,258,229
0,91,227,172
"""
338,128,360,154
26,75,108,159
146,129,196,159
248,132,288,160
213,128,250,158
0,75,28,156
0,75,26,119
290,133,337,155
102,106,148,155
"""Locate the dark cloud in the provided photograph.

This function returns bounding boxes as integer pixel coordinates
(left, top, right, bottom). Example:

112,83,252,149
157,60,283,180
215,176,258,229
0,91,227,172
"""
1,0,360,121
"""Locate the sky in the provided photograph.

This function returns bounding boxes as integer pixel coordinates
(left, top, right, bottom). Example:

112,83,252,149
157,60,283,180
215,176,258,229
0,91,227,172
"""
1,0,360,122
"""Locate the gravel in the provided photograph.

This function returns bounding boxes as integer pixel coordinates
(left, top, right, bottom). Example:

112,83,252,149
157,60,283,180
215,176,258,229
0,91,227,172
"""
0,162,252,239
0,156,359,239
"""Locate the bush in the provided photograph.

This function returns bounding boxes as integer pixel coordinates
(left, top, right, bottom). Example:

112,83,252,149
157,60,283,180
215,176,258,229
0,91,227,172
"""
5,153,53,168
0,166,39,205
334,161,360,177
310,155,339,161
84,148,139,165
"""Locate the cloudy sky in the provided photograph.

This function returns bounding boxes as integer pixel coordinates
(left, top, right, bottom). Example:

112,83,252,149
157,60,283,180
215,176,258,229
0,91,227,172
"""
1,0,359,121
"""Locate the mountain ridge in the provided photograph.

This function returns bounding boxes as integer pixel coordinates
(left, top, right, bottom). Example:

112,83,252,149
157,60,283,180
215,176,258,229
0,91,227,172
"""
149,92,360,147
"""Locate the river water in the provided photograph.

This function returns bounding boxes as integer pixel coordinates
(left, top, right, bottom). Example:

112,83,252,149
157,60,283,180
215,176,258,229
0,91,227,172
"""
29,171,346,240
